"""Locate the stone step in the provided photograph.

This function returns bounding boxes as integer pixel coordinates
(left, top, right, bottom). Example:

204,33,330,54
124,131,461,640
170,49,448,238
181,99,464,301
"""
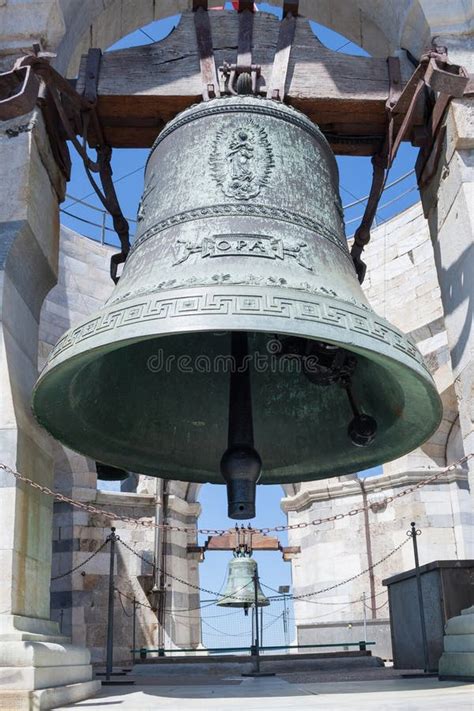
438,652,474,678
445,634,474,653
132,654,384,677
445,612,474,635
0,680,101,711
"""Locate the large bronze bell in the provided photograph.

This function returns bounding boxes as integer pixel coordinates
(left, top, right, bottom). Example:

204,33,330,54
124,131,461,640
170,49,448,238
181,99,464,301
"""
33,96,442,519
217,554,269,609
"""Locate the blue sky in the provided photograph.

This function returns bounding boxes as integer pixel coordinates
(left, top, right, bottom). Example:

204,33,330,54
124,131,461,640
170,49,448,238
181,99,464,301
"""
65,5,419,627
62,4,419,246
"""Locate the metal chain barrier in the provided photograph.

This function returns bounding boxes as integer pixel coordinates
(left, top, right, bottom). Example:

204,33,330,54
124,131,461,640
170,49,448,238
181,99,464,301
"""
269,536,410,603
51,539,109,580
116,537,232,598
261,581,388,605
116,589,135,617
115,588,154,612
118,528,409,606
0,454,470,536
365,598,388,611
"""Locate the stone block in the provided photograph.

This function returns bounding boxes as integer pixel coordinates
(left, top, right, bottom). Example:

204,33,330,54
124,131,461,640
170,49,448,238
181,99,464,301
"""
0,680,101,711
437,149,474,230
445,634,474,652
0,1,66,53
433,185,473,378
445,611,474,635
446,99,474,164
412,239,437,265
0,641,91,668
439,651,474,677
0,663,93,690
417,331,448,356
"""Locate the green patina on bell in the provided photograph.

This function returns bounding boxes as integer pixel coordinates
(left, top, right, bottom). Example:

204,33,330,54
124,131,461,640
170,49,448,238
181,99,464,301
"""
217,554,269,609
32,96,442,519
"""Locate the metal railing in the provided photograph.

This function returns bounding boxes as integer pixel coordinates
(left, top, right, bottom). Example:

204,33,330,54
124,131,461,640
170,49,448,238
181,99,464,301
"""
60,169,418,247
134,640,375,659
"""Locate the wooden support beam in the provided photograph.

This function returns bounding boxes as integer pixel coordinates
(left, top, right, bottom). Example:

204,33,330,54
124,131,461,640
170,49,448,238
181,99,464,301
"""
76,10,423,156
206,528,281,551
186,527,300,561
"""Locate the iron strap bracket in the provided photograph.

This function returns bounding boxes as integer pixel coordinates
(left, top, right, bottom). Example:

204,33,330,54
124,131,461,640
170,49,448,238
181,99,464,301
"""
193,1,221,101
415,45,471,188
219,3,261,96
266,0,299,101
83,47,102,104
193,0,297,99
351,45,469,283
0,64,40,120
1,48,131,283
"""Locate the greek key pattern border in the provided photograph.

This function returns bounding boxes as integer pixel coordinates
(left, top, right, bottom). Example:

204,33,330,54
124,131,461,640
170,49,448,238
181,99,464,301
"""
45,292,426,372
130,203,349,259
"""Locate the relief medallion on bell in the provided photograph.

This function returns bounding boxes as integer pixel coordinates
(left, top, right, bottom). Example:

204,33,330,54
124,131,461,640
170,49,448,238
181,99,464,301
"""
209,122,275,200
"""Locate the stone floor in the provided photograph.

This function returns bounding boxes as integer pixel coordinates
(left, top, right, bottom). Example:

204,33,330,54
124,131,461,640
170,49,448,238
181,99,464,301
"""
57,674,474,710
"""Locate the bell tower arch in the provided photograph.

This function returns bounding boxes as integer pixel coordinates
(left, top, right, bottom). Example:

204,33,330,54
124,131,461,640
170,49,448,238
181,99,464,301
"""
0,0,472,705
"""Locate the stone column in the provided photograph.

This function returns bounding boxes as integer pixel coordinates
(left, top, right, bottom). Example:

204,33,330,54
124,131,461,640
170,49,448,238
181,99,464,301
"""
135,478,203,651
425,92,474,673
163,495,202,651
0,112,99,708
438,606,474,679
421,88,474,494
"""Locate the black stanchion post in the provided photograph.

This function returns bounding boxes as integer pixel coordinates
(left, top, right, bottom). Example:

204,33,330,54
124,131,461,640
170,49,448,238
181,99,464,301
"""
132,597,137,666
105,527,118,681
92,533,133,684
254,571,261,674
242,571,274,678
251,602,255,654
408,522,430,672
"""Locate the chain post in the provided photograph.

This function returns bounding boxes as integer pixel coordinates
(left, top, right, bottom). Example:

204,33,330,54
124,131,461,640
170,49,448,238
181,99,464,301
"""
283,593,289,647
362,591,367,643
407,521,430,672
131,597,137,666
105,527,119,681
242,570,275,678
253,571,260,673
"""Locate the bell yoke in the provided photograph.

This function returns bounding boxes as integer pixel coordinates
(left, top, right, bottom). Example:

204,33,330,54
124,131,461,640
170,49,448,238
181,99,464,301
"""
32,96,442,519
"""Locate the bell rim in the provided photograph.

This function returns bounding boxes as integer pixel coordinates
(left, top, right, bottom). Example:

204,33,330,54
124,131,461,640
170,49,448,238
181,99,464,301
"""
33,285,443,482
37,286,433,380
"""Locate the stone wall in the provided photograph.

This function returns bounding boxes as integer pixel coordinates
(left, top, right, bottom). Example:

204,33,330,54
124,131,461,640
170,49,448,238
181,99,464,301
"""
1,0,472,702
283,468,471,660
283,203,472,660
40,227,202,663
361,204,459,470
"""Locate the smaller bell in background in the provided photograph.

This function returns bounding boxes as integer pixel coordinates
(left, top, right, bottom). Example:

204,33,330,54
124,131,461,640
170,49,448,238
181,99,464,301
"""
217,551,269,610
